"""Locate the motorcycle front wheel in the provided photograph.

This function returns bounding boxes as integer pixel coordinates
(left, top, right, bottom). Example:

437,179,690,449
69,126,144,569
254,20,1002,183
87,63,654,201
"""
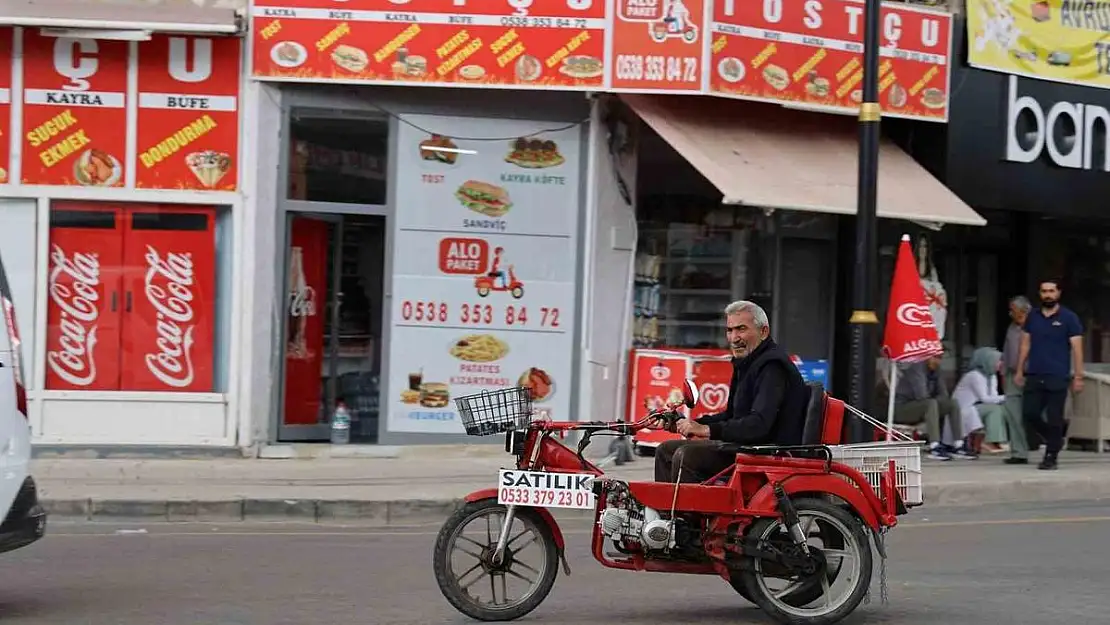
433,499,560,622
738,497,873,625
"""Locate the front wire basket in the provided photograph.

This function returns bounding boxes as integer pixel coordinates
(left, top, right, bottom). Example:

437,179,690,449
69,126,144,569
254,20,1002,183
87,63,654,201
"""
454,386,534,436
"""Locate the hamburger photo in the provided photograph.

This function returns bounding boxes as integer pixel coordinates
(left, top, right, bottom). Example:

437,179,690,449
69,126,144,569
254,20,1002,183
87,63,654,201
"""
455,180,512,217
419,382,450,408
762,64,789,91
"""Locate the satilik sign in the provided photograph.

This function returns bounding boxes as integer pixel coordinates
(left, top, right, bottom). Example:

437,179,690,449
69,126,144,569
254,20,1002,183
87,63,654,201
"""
1005,74,1110,172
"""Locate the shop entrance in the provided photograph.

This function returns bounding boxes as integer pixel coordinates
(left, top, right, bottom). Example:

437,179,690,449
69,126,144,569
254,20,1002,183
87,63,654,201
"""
278,212,386,442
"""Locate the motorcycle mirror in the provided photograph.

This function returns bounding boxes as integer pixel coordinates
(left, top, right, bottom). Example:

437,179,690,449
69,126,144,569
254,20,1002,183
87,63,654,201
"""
682,378,699,409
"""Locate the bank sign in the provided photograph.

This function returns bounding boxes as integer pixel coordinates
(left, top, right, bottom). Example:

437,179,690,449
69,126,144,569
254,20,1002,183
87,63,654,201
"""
1004,74,1110,172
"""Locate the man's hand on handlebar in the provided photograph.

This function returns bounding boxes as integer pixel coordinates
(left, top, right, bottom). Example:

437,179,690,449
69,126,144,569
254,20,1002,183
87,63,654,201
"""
676,418,710,439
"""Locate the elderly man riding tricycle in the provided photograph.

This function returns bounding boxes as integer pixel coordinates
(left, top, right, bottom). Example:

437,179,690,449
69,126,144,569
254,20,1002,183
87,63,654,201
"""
433,301,922,625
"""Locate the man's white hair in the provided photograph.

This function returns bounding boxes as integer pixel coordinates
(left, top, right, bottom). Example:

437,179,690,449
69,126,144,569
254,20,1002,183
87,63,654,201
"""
724,300,769,329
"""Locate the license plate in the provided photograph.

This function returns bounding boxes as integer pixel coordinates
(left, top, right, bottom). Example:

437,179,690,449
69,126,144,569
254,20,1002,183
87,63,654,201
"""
497,469,596,509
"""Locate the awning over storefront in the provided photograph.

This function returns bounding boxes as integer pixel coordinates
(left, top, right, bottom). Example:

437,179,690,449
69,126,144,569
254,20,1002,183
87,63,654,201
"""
620,94,986,227
0,0,243,35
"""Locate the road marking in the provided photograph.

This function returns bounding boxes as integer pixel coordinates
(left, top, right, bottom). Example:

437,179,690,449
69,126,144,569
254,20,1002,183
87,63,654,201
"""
39,515,1110,537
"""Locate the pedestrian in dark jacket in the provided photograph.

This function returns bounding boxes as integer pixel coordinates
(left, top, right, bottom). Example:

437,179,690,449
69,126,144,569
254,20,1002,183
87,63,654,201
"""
654,300,808,483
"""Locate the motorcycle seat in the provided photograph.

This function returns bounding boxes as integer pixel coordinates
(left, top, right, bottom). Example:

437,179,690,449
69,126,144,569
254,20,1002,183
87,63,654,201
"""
706,384,848,484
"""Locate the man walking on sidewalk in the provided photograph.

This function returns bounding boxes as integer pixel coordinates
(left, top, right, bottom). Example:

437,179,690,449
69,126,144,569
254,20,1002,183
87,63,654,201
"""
1015,279,1084,471
1002,296,1031,464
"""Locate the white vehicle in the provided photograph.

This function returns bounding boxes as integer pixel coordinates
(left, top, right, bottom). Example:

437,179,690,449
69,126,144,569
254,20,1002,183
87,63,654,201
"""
0,249,45,553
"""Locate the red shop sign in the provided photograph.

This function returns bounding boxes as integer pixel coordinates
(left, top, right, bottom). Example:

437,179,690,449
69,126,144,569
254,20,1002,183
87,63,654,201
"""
708,0,951,122
136,35,241,191
22,31,129,186
0,28,12,184
610,0,707,92
250,0,606,89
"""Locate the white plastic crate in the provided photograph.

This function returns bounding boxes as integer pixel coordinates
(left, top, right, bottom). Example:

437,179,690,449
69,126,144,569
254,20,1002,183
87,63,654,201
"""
829,441,924,506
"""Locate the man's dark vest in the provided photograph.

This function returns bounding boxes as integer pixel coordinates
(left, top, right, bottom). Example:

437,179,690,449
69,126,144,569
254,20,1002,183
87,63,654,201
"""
727,338,808,446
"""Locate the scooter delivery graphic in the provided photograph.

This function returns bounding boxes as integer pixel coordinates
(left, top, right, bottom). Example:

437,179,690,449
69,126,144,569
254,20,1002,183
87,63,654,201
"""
474,246,525,299
650,0,698,43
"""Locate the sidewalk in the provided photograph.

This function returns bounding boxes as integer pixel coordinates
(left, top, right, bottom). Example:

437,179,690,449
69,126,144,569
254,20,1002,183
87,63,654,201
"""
30,446,1110,526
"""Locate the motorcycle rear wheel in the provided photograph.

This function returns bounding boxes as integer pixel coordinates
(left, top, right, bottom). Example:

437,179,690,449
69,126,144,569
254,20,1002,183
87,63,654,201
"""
729,500,851,607
433,499,560,622
738,497,873,625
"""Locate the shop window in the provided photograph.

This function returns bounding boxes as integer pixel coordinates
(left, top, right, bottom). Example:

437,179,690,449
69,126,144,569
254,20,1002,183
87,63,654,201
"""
0,200,37,386
633,199,762,349
287,109,388,205
1030,220,1110,364
44,201,230,393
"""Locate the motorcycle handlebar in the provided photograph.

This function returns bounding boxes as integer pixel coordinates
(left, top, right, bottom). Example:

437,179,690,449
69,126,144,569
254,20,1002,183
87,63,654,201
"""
531,405,690,436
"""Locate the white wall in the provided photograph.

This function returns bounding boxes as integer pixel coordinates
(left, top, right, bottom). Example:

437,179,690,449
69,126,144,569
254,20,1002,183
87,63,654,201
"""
0,199,37,386
580,96,639,425
237,80,284,450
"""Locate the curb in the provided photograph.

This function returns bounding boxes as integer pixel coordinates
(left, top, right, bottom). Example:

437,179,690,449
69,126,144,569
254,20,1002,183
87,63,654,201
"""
40,478,1110,526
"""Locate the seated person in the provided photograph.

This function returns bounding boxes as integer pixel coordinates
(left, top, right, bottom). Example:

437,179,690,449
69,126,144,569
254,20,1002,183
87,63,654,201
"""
951,346,1010,454
654,300,809,483
892,353,975,460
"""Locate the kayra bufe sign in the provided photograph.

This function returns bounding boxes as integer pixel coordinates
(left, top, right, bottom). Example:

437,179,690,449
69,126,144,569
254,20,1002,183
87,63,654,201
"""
1005,75,1110,172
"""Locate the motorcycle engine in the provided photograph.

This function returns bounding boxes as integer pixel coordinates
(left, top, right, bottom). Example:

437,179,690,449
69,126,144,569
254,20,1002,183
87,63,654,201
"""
599,487,674,551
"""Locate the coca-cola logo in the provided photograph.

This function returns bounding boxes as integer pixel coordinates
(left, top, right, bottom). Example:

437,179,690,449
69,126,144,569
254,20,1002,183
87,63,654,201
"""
895,302,935,328
46,244,100,386
143,245,197,388
289,286,316,317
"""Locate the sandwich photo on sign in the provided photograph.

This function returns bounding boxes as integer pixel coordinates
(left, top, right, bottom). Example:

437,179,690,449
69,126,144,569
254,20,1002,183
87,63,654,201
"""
331,44,368,73
455,180,512,217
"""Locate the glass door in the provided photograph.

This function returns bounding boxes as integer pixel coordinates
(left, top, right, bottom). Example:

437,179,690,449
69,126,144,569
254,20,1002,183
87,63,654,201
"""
279,213,342,441
278,212,386,442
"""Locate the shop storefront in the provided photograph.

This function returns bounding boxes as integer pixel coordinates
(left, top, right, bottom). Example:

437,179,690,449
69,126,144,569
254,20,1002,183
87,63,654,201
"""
886,14,1110,380
605,92,985,425
0,4,247,446
241,85,590,445
241,0,980,446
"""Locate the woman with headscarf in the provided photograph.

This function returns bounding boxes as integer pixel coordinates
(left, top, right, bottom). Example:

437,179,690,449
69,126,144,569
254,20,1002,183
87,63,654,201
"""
950,347,1011,454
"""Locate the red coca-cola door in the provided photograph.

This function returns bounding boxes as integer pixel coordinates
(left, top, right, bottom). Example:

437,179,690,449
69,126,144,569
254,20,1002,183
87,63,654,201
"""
119,206,216,391
282,216,331,427
45,205,125,390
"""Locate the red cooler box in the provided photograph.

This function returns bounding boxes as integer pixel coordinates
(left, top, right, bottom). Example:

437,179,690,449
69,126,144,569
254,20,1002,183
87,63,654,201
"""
624,348,734,452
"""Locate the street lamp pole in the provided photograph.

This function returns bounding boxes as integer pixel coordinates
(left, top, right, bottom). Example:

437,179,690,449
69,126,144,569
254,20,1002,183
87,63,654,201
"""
848,0,882,439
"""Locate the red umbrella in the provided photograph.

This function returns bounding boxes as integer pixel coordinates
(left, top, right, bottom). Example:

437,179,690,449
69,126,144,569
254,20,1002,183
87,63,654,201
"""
882,234,943,439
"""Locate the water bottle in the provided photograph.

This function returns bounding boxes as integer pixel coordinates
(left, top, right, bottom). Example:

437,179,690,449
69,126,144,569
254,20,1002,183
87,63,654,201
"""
331,401,351,445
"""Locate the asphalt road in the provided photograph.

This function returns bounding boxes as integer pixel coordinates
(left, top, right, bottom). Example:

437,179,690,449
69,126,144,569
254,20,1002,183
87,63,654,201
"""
1,500,1109,625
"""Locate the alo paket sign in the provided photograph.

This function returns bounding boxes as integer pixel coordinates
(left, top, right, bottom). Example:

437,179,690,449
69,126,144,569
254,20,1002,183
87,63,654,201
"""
1005,74,1110,172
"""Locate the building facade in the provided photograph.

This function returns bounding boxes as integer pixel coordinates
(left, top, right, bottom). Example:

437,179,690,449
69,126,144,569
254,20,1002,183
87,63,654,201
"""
6,0,994,450
880,14,1110,388
0,3,249,448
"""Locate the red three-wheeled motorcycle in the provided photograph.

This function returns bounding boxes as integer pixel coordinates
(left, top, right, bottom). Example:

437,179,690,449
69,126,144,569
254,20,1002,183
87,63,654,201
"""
433,379,922,625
